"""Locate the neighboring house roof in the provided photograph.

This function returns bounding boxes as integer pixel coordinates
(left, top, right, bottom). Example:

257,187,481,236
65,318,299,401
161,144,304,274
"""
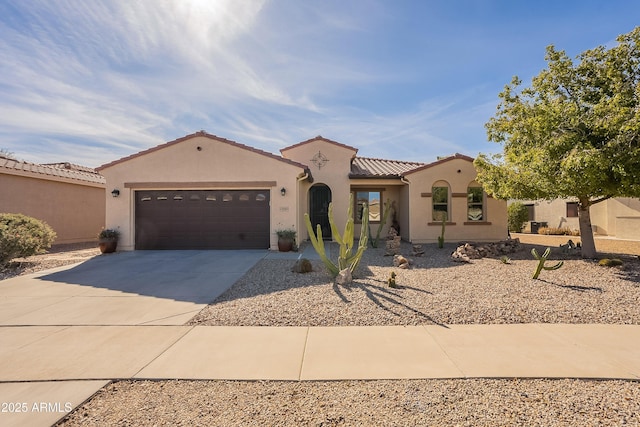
403,153,475,175
350,157,426,178
97,131,311,173
0,156,105,185
280,135,359,155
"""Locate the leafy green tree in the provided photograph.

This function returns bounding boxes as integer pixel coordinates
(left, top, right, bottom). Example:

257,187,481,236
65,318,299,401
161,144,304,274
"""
507,202,529,233
475,27,640,258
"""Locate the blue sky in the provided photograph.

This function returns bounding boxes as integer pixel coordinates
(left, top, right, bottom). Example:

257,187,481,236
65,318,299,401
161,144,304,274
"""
1,1,639,168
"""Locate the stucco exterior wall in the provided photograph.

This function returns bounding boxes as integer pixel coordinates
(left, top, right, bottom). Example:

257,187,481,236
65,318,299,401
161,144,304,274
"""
282,139,357,241
405,158,507,243
515,197,640,237
100,135,305,250
0,173,105,244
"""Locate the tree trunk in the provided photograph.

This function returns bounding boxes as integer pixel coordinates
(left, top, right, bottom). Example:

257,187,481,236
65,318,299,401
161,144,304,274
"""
578,200,597,259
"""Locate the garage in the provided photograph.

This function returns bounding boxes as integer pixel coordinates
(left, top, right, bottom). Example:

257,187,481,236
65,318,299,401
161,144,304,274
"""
135,189,270,250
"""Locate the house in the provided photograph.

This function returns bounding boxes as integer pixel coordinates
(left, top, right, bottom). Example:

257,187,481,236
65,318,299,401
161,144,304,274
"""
515,198,640,240
97,131,507,251
0,155,106,245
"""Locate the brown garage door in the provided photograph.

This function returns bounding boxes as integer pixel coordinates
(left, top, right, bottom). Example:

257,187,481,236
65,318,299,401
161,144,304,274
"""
135,190,270,250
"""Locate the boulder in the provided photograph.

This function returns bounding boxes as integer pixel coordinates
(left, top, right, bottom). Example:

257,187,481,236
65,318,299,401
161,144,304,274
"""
291,258,313,273
335,268,352,286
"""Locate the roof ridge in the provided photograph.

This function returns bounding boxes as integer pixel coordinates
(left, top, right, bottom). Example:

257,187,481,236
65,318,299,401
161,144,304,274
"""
97,131,311,172
280,135,358,153
355,156,426,165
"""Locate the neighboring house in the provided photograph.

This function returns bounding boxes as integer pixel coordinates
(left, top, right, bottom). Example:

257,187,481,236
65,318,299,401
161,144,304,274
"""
97,131,507,251
515,198,640,240
0,155,106,244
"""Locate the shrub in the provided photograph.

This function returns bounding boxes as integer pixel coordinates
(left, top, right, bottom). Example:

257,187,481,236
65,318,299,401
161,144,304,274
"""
507,202,528,233
0,213,56,266
538,227,580,236
598,258,623,267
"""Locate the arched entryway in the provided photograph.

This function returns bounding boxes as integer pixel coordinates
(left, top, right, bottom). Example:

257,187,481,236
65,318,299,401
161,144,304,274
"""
308,184,332,239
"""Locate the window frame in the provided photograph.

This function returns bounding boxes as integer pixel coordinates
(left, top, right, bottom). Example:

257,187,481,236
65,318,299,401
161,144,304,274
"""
352,189,383,224
467,186,484,221
566,202,579,218
432,185,449,221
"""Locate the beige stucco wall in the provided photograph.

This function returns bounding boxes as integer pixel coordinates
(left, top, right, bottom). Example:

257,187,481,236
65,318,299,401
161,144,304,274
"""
0,173,105,244
515,197,640,237
100,135,306,250
282,139,357,241
405,158,508,243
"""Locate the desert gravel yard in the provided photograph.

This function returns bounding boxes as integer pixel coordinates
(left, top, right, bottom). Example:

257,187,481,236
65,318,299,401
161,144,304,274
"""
189,240,640,326
5,238,639,426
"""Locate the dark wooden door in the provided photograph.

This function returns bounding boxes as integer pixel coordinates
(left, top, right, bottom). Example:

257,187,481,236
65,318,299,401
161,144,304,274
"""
309,185,332,239
135,190,270,249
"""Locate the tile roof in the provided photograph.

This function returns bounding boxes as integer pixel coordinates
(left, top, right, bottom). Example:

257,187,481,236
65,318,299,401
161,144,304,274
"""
280,135,358,154
350,157,426,178
0,157,105,185
97,131,311,173
403,153,475,175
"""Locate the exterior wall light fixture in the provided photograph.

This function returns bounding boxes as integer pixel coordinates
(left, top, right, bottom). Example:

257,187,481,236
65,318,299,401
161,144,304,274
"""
280,187,286,196
111,189,120,197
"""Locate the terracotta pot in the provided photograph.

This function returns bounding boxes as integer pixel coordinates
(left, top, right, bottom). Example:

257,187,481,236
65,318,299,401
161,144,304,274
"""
277,237,293,252
99,239,118,254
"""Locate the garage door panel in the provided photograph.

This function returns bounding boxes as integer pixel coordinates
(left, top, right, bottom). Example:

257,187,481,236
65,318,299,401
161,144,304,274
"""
135,190,270,250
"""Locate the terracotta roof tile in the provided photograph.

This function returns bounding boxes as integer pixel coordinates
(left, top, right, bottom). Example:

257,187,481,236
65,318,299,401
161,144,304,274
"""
0,157,105,185
280,135,358,154
350,157,426,178
97,131,311,173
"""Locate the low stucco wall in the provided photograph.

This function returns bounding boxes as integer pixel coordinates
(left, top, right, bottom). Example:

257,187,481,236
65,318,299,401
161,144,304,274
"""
0,173,105,244
616,217,640,240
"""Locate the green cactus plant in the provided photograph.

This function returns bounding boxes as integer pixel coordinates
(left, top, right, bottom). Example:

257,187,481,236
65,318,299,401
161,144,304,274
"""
369,199,393,248
304,194,369,277
531,247,563,279
437,217,446,249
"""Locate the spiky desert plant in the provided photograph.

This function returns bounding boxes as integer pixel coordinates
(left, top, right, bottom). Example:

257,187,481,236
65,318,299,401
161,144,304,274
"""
369,199,393,248
437,217,446,249
305,194,369,277
531,247,563,279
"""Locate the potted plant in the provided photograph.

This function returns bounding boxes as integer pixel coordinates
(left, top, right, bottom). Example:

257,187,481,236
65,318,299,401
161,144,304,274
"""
98,228,120,254
275,228,296,252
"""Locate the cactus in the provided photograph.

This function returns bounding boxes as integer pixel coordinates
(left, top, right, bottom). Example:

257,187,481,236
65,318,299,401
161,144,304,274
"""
304,194,369,277
437,217,446,249
531,247,563,279
500,256,511,264
388,271,397,288
369,199,393,248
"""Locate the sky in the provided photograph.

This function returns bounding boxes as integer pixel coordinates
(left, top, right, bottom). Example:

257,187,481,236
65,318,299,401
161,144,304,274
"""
1,0,639,168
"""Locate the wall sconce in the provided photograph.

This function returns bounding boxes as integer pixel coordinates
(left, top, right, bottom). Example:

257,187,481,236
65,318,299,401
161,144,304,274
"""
280,187,286,196
111,189,120,197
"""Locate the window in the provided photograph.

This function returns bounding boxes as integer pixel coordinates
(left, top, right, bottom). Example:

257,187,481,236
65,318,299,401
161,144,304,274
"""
467,187,484,221
222,193,233,202
239,193,250,201
525,204,535,221
432,186,449,221
566,202,579,218
354,190,381,223
256,193,267,202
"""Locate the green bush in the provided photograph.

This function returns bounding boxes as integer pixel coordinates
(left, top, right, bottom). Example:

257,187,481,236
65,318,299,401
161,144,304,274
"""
538,226,580,236
507,202,528,233
0,213,56,266
598,258,623,267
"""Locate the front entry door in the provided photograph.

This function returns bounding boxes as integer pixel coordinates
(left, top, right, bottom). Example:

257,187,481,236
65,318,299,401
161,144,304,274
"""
309,185,332,239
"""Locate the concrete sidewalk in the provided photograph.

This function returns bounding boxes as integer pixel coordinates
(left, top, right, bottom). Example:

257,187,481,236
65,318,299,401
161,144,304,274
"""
2,324,640,426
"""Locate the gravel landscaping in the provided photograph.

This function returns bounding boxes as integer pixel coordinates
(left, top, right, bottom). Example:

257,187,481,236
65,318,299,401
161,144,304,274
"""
59,378,640,426
4,238,639,426
189,240,640,326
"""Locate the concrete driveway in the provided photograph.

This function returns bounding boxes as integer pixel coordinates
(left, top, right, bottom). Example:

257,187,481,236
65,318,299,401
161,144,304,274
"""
0,250,266,326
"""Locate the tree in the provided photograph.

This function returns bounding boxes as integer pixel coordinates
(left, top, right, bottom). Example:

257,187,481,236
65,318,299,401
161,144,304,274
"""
475,27,640,258
507,202,529,233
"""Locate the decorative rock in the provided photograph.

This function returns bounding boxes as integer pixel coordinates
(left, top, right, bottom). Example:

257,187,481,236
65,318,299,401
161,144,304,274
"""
393,254,409,268
412,244,425,257
385,236,401,256
291,258,313,273
335,268,352,286
451,239,521,262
